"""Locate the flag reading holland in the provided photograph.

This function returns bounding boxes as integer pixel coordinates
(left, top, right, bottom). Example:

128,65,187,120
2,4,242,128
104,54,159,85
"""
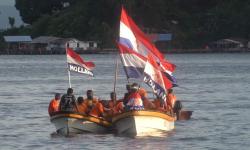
143,54,172,101
66,48,95,77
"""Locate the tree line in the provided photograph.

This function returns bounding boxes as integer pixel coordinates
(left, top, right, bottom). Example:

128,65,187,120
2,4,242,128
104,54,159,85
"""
2,0,250,49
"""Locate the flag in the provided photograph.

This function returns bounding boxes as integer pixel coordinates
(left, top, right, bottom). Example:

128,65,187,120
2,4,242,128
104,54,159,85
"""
118,7,177,85
143,54,172,101
66,48,95,76
118,43,146,78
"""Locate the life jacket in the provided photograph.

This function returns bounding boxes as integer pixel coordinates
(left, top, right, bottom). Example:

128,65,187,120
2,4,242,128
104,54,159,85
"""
77,102,88,114
48,99,59,115
84,97,98,112
108,100,124,115
126,92,144,110
89,102,104,117
60,94,77,111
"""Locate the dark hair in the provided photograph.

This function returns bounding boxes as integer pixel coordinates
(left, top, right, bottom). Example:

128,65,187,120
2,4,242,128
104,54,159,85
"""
67,88,73,94
87,90,93,94
77,96,84,103
55,93,60,99
110,92,116,100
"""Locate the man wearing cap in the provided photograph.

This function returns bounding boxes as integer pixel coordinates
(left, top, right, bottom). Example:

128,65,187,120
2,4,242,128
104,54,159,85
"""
48,93,61,116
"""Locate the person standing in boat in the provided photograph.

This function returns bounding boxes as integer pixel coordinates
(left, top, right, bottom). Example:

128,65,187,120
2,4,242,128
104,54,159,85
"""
125,83,144,111
166,89,177,113
84,90,105,117
48,93,61,116
59,88,78,112
107,92,124,116
153,95,167,111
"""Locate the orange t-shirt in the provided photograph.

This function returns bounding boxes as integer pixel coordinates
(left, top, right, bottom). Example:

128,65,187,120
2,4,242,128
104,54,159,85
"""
48,99,60,115
89,102,104,117
77,103,88,114
108,101,124,115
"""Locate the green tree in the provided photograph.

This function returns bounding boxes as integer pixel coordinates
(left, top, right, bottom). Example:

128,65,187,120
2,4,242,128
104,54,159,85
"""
15,0,77,24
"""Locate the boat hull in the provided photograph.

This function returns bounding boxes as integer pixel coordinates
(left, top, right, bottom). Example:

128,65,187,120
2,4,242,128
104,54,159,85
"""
50,112,111,135
112,111,175,137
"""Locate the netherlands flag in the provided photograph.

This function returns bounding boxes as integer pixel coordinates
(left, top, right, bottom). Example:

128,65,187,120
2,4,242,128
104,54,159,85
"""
66,48,95,76
118,43,146,78
144,54,172,101
119,7,177,86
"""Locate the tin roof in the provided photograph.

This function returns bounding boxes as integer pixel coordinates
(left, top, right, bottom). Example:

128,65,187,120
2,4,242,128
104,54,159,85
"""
4,36,32,43
31,36,61,44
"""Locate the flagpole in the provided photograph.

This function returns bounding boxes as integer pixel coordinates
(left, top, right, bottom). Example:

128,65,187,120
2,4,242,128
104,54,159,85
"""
113,54,119,94
66,43,72,88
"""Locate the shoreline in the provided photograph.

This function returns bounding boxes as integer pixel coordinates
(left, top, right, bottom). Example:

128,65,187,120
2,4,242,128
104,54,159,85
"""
0,48,250,55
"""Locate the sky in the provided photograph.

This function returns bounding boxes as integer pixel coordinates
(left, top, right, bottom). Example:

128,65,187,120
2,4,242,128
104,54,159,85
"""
0,0,24,29
0,0,15,6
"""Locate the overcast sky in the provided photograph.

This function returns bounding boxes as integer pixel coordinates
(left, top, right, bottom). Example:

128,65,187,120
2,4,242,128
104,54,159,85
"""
0,0,15,6
0,0,23,29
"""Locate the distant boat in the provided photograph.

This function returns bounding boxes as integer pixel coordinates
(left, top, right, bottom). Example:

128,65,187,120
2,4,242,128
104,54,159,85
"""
51,112,112,135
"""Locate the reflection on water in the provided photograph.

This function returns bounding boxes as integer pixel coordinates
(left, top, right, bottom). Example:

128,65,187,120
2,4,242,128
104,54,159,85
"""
0,53,250,149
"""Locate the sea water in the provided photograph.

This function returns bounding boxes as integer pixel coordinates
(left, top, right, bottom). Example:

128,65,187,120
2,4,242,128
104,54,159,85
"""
0,53,249,150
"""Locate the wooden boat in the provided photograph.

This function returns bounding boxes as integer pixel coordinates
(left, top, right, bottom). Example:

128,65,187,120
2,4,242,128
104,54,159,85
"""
50,111,112,135
112,110,176,137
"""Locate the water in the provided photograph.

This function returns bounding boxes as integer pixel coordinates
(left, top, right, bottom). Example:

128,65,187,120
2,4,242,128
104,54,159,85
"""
0,53,250,150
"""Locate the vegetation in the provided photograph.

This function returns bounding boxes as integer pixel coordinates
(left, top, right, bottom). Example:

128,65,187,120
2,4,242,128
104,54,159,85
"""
2,0,250,49
8,17,15,28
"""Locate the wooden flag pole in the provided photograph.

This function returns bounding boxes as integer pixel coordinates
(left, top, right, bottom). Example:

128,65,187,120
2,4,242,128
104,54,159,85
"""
66,43,72,88
113,54,119,94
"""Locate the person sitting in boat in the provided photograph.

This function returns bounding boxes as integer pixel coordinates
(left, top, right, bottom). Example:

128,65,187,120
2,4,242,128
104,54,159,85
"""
59,88,78,112
166,89,177,113
153,95,167,111
76,96,87,115
125,83,144,111
48,93,61,116
107,92,124,116
84,90,105,118
138,87,155,110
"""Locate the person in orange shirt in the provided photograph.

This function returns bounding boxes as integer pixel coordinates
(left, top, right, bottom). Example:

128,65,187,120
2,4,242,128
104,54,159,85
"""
76,96,87,115
48,93,61,116
84,90,105,118
167,89,177,114
107,92,124,116
138,88,155,110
